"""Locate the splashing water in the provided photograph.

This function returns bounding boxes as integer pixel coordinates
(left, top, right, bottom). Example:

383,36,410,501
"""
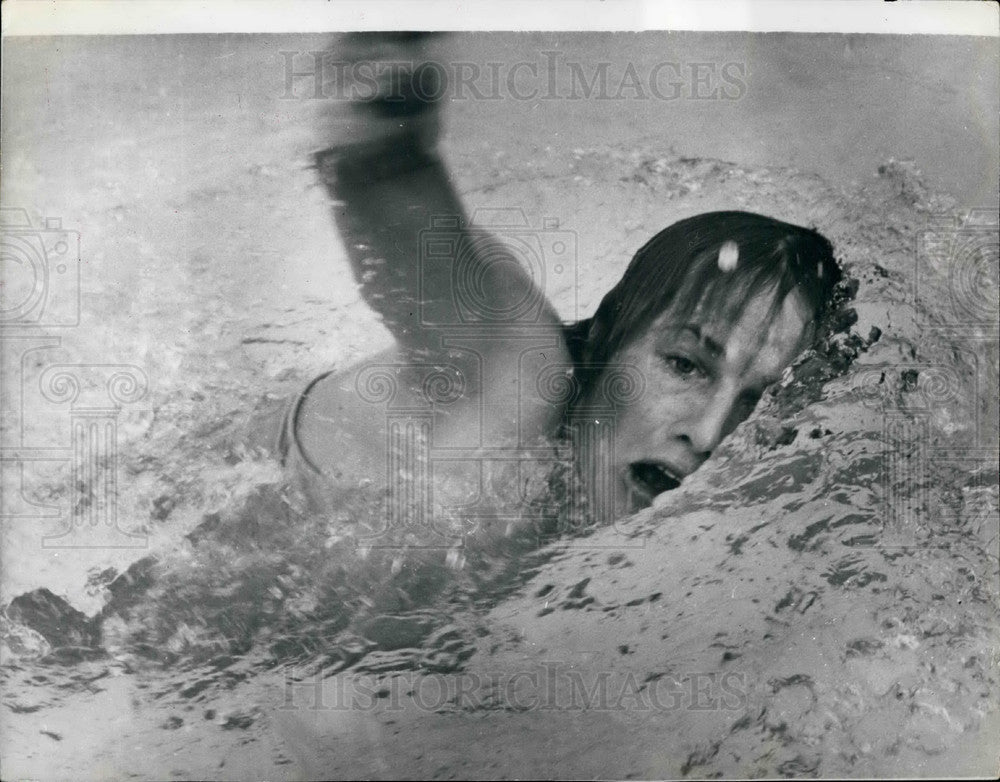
2,147,997,778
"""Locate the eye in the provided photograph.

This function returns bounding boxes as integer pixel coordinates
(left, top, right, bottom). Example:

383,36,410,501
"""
660,353,704,378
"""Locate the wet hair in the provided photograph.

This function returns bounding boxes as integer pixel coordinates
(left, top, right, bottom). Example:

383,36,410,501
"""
564,211,842,394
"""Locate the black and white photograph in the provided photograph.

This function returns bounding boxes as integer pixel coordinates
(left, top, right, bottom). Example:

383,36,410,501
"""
1,1,998,778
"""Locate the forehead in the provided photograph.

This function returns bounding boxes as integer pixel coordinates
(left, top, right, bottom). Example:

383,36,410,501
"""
653,288,811,380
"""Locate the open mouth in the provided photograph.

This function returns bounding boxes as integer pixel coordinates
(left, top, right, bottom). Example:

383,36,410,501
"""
627,461,683,499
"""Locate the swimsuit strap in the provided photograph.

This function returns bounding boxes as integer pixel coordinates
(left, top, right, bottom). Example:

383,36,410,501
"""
279,370,338,475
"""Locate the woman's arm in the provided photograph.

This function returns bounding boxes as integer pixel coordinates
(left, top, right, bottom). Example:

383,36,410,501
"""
316,139,469,353
312,35,555,355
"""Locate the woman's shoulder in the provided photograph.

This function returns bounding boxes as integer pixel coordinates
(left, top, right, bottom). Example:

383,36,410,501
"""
293,319,574,475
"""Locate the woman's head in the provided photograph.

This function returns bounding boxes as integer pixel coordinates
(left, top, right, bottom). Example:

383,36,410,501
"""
570,211,840,377
566,211,842,513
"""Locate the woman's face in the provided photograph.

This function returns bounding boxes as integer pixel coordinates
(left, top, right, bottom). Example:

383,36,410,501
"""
582,287,812,515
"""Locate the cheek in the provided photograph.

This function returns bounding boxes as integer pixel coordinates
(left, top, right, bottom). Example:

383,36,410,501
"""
619,381,683,438
609,343,687,435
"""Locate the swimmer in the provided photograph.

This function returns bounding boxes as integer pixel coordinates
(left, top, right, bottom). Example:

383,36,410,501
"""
279,34,842,536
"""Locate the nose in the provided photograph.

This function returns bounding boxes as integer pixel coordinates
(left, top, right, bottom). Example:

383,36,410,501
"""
676,391,734,460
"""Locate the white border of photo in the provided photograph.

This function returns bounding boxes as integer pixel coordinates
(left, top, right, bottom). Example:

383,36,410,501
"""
2,0,998,37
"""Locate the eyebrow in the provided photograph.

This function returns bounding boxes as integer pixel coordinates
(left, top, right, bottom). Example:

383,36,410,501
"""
680,324,725,358
673,323,786,391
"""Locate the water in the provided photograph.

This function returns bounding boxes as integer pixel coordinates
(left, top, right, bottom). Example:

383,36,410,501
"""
2,34,997,779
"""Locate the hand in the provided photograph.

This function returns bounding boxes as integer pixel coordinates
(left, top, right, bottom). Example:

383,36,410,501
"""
311,33,447,156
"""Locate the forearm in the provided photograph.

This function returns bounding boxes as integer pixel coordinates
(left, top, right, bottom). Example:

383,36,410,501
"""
315,138,467,350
